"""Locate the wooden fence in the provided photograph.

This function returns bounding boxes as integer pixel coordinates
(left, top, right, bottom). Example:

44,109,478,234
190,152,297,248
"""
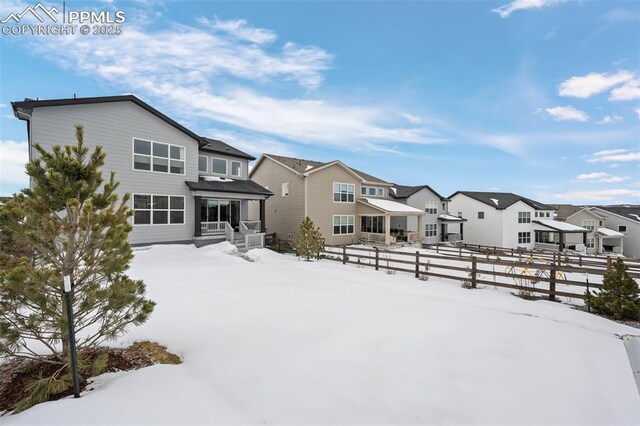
320,245,640,301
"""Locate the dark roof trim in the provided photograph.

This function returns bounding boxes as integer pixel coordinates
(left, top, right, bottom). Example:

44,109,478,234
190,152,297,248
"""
185,180,273,196
12,95,204,143
391,184,445,200
532,220,589,233
199,137,255,160
449,191,555,211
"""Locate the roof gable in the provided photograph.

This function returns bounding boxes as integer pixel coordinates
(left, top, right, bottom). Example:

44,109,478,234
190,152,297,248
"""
390,184,445,200
591,205,640,224
450,191,555,211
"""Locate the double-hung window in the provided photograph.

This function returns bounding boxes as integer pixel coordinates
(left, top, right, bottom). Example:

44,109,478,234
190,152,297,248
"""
583,220,596,231
133,194,185,225
518,232,531,244
586,237,595,249
361,186,385,197
333,215,354,235
230,160,242,177
518,212,531,223
425,223,437,237
198,155,208,173
333,183,355,202
425,201,438,214
133,139,185,174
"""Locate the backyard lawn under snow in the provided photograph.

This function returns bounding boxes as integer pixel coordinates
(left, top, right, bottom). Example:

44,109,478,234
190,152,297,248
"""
4,243,640,425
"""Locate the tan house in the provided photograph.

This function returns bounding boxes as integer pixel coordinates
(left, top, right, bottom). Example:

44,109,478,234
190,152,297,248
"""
249,154,424,246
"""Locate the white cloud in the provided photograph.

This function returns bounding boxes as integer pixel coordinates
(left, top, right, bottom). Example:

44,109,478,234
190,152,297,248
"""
492,0,566,18
609,81,640,101
553,189,640,201
205,128,296,158
635,107,640,119
585,148,640,163
0,140,28,187
197,17,277,44
596,114,623,124
603,8,640,23
399,112,423,124
574,172,630,183
12,17,445,152
544,106,589,122
558,70,635,99
0,103,6,108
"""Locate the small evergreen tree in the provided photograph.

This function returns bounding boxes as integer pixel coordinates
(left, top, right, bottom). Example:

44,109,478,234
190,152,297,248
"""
294,217,324,261
586,258,640,320
0,124,155,365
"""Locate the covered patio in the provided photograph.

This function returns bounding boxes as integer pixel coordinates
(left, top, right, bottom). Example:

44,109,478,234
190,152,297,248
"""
438,214,466,243
186,179,272,249
357,198,424,244
595,227,625,254
532,219,589,252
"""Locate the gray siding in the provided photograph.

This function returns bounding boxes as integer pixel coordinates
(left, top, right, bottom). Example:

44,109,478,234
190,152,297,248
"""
198,151,249,180
30,101,199,245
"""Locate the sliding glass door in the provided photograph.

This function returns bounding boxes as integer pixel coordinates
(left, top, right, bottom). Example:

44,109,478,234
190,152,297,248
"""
200,199,241,230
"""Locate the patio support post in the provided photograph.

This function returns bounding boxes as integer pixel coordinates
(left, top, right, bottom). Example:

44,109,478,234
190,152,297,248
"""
441,223,446,242
194,196,202,237
460,222,464,241
259,199,266,233
385,215,391,245
417,214,423,244
620,237,624,254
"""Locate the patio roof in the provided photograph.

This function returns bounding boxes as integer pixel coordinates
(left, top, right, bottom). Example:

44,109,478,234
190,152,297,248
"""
186,178,273,196
357,198,423,215
533,220,589,233
595,227,625,238
438,214,467,222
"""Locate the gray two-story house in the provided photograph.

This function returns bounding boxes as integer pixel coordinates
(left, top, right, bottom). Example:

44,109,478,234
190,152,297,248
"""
12,95,272,249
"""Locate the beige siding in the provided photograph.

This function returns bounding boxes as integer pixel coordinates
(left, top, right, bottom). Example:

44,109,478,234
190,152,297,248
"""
306,166,362,245
250,157,304,241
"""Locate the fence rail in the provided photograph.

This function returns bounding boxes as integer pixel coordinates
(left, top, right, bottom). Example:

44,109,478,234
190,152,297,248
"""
320,245,640,301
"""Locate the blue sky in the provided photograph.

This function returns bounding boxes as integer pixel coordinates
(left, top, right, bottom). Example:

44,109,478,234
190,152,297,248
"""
1,0,639,203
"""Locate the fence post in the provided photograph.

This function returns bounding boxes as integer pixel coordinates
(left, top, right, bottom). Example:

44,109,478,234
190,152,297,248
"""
579,255,582,267
549,253,557,301
375,247,379,271
459,246,462,257
436,244,439,254
415,251,420,278
606,256,612,271
471,257,477,289
342,245,346,265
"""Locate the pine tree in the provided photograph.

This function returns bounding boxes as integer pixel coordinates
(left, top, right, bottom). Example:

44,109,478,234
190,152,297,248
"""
586,258,640,320
293,217,324,261
0,125,156,364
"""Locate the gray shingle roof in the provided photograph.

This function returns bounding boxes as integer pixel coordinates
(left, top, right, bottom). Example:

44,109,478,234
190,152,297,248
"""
390,184,445,200
596,205,640,223
551,204,584,220
265,154,389,184
450,191,555,211
186,179,272,196
199,137,255,160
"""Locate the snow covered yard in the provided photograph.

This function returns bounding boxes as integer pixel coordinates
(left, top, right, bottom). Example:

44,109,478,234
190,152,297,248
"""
3,243,640,425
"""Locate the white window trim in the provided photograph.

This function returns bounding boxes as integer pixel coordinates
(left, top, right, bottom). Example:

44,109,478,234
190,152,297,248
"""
583,220,596,231
198,155,209,173
618,225,627,233
361,185,385,198
211,157,228,175
333,182,355,204
425,201,438,215
518,211,531,224
425,223,437,237
132,138,186,176
586,237,596,249
132,194,186,226
230,160,242,177
332,215,355,235
517,231,531,244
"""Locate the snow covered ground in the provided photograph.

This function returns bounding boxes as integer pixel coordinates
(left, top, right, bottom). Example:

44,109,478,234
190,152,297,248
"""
3,243,640,425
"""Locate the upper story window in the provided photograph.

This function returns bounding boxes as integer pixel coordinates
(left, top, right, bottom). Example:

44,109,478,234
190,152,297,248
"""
133,138,185,175
361,186,384,197
583,220,596,231
212,157,227,175
425,201,438,214
231,160,242,177
334,183,355,203
518,211,531,223
478,211,485,219
198,156,208,173
619,225,627,232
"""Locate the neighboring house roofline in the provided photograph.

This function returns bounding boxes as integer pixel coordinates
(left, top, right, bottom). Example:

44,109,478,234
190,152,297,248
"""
303,160,391,185
390,184,446,200
12,95,255,160
565,207,607,222
250,154,306,178
589,206,640,225
448,191,555,211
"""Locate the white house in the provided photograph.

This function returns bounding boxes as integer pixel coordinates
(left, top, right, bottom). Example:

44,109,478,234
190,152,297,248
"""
389,184,466,245
448,192,588,251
